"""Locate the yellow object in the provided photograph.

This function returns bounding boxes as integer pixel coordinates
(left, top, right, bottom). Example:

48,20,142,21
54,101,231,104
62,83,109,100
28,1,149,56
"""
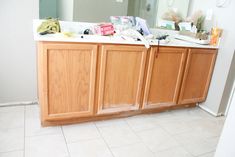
37,18,61,35
62,32,75,38
210,27,222,46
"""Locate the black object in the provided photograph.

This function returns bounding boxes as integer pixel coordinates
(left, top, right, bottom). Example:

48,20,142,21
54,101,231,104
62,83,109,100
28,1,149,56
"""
156,35,169,40
156,35,169,58
39,31,49,35
137,28,144,36
84,29,92,35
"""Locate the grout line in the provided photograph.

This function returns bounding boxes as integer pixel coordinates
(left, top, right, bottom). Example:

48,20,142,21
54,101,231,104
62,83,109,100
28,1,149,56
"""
94,122,116,157
23,105,26,157
61,126,71,157
123,118,157,155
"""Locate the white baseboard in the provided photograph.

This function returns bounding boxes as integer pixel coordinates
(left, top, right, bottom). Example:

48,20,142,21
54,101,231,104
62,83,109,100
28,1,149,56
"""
0,100,38,107
198,104,223,117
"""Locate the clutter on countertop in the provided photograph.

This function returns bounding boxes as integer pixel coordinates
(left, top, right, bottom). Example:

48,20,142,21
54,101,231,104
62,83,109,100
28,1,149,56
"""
94,23,115,36
37,18,61,35
33,18,219,49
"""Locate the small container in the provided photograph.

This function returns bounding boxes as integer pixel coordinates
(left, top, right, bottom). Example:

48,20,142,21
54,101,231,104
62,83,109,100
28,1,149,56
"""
94,23,115,36
210,27,222,46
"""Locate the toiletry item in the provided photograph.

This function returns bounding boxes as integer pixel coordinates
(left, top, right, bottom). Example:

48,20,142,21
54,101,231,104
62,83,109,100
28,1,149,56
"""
94,23,115,36
210,27,222,46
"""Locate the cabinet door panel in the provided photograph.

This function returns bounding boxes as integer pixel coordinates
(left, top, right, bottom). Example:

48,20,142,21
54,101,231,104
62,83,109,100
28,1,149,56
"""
97,45,147,114
42,43,97,120
143,47,187,109
178,49,217,104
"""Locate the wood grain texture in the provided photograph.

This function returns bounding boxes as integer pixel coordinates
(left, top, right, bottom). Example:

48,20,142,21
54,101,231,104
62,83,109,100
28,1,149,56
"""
97,45,147,114
178,48,217,104
143,47,187,109
39,43,97,120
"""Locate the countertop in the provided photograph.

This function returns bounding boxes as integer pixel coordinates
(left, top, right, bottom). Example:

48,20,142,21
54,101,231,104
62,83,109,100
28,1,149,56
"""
33,20,219,49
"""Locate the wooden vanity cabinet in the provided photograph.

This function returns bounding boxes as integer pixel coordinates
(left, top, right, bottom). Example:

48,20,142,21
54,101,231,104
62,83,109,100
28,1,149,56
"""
178,48,217,104
96,45,147,114
143,47,187,109
37,41,217,126
38,42,97,121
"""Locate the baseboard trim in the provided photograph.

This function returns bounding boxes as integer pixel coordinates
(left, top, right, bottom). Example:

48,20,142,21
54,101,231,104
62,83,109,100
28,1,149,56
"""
198,104,223,117
0,100,38,107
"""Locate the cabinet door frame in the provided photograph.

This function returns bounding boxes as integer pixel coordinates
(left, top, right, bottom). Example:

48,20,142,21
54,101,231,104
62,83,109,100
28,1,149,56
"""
40,42,97,121
143,47,187,109
178,49,217,104
97,45,147,114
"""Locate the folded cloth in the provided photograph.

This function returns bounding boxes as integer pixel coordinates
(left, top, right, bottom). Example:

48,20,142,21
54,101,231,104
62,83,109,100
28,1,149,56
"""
37,18,61,35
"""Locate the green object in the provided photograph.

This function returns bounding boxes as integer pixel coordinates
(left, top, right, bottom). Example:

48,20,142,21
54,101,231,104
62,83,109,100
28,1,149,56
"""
37,18,61,35
196,16,205,33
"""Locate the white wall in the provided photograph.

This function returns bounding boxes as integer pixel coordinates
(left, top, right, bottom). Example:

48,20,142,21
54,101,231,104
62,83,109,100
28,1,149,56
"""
57,0,74,21
0,0,39,104
215,82,235,157
189,0,235,115
73,0,129,22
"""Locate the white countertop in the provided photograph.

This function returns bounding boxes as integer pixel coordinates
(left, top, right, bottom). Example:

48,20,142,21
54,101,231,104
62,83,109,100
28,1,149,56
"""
33,20,219,49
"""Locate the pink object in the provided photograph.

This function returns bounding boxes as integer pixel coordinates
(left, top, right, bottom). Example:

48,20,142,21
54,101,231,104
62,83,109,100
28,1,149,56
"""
94,23,115,36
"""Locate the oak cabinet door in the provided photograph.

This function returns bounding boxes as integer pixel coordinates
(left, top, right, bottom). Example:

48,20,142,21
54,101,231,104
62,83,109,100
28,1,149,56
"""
178,49,217,104
40,43,97,120
143,47,187,109
97,45,147,114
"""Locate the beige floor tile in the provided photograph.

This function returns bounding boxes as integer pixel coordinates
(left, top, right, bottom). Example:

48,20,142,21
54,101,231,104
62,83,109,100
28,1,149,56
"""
0,106,24,129
137,127,179,152
111,143,155,157
25,134,68,157
62,122,100,143
99,123,140,148
0,150,24,157
125,115,160,132
155,146,193,157
176,136,219,156
187,118,224,138
198,152,215,157
25,105,40,119
159,120,193,135
0,128,24,153
68,138,113,157
25,106,61,137
95,118,127,128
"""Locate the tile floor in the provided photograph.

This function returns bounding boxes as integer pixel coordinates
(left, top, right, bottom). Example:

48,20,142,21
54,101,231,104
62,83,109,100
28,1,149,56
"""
0,105,225,157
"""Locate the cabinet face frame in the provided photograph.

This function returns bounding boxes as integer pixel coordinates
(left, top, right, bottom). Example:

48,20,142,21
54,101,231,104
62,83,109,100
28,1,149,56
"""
142,47,187,109
97,45,147,114
39,42,97,121
178,49,217,104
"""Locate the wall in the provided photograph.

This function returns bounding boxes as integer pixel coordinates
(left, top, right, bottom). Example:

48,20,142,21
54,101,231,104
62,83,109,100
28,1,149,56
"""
73,0,128,22
215,82,235,157
39,0,57,19
57,0,74,21
0,0,38,105
189,0,235,115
